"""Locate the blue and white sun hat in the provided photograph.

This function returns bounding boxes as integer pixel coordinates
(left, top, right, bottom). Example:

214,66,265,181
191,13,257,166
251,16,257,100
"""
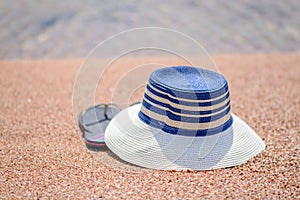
104,66,265,170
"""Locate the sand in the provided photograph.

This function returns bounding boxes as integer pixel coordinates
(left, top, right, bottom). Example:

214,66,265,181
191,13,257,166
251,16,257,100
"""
0,54,299,199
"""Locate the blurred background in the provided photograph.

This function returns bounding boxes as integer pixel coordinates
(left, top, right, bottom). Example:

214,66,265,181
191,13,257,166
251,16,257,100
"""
0,0,299,59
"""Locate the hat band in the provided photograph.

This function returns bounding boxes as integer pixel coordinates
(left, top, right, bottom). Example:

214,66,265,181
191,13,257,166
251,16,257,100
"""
140,105,231,128
138,110,233,136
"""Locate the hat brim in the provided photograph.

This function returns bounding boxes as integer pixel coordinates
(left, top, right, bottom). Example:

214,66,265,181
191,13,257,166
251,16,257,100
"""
105,104,265,170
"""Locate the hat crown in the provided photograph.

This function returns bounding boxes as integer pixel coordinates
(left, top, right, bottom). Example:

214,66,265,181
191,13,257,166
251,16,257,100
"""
138,66,233,136
150,66,227,95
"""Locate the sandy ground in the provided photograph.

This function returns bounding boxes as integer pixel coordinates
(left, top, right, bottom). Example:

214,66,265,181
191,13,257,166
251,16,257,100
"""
0,54,299,199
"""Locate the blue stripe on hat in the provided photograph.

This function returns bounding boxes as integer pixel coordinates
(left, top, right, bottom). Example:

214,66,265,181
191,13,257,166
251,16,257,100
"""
138,111,233,136
143,93,231,115
149,79,228,101
142,100,231,123
146,84,230,107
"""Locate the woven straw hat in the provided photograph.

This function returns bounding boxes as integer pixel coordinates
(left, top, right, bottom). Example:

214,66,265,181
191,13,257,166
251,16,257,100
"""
104,66,265,170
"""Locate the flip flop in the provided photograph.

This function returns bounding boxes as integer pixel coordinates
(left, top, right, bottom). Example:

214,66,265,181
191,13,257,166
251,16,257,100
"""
78,104,120,149
78,102,140,150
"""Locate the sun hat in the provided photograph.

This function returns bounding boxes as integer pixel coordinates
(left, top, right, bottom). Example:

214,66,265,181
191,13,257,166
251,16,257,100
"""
104,66,265,170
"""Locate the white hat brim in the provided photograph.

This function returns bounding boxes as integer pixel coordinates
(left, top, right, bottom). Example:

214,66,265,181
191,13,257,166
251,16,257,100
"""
105,104,265,170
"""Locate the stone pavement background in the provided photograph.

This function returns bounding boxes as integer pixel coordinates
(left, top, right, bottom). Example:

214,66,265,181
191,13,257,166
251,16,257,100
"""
0,0,300,59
